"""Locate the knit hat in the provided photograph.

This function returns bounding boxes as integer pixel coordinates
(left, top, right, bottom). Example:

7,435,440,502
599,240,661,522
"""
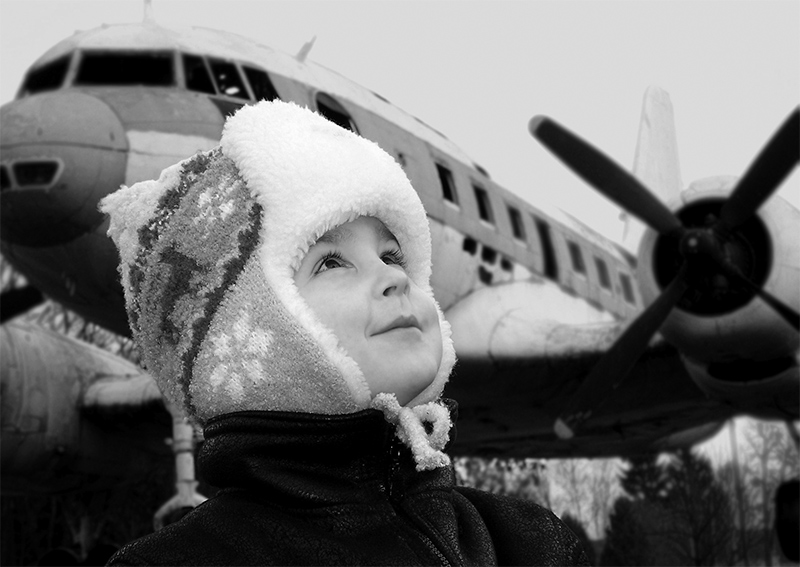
100,100,456,470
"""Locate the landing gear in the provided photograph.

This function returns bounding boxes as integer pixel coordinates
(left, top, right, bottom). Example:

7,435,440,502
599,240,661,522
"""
153,406,206,531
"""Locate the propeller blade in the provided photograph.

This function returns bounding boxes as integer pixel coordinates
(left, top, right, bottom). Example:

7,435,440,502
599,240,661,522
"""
554,264,689,439
754,288,800,331
529,115,684,236
718,107,800,232
708,252,800,330
0,285,44,323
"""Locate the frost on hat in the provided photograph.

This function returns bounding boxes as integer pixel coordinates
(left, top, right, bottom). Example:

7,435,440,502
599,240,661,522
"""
100,100,456,468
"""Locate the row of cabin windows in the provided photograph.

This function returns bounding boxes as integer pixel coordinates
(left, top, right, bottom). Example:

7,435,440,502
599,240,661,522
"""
438,161,529,239
436,159,635,305
437,162,495,225
567,240,635,304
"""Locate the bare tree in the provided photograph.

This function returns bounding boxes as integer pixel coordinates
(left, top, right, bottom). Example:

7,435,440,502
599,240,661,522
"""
547,458,622,539
713,418,799,565
663,449,734,566
587,458,623,538
454,457,549,506
741,420,799,566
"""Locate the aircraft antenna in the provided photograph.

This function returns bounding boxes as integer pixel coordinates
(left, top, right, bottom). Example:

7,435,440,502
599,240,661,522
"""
143,0,156,24
296,36,317,62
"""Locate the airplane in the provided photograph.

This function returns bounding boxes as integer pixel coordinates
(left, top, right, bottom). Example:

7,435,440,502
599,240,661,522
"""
1,2,798,547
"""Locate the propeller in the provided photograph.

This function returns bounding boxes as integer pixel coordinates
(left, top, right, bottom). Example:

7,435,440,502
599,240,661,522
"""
530,107,800,439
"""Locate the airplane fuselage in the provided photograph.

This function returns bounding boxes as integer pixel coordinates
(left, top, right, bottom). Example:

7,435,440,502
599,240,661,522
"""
0,22,640,341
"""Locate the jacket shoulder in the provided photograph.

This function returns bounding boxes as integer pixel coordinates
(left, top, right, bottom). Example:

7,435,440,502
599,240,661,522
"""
455,486,590,566
107,492,286,566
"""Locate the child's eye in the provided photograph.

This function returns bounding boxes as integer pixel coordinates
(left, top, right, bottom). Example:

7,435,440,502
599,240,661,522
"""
316,252,345,274
382,249,407,269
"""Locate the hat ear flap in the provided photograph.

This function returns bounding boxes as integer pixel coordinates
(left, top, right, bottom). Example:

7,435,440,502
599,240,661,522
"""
102,149,267,420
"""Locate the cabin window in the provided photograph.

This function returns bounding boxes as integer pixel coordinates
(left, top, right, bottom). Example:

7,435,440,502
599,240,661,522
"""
21,54,71,95
594,257,611,289
208,58,248,99
481,246,497,264
436,163,458,204
620,273,635,304
75,51,174,86
533,216,558,281
243,66,280,101
567,241,586,274
1,166,11,192
473,185,494,224
462,237,477,255
508,205,526,240
316,93,358,133
182,54,215,94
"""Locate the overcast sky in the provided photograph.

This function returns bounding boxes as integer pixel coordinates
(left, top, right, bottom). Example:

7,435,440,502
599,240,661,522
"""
1,0,798,243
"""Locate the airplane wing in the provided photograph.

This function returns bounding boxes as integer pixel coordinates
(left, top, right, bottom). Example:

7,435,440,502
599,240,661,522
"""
444,280,734,458
446,332,732,459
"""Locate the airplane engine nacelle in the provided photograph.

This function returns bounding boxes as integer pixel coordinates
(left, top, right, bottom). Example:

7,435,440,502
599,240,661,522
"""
0,321,169,494
636,176,800,366
680,353,799,419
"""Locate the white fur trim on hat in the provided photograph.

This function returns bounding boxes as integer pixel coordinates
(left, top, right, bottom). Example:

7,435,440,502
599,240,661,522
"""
221,100,455,408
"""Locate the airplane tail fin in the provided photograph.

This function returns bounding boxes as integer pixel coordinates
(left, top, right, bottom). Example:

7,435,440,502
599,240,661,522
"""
143,0,155,24
622,86,683,251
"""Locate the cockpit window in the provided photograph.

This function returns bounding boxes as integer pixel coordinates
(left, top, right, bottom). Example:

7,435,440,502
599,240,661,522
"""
207,58,248,99
316,93,359,133
21,54,71,95
243,66,279,101
75,51,174,86
183,54,216,94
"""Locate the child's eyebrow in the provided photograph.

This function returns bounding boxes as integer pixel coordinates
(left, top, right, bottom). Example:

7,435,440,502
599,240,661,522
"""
316,227,352,246
315,223,399,246
377,223,399,245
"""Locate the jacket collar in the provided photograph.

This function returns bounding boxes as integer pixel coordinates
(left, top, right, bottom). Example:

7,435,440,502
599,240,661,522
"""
198,399,458,507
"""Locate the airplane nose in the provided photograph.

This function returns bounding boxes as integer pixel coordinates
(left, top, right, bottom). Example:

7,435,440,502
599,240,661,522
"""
0,92,128,247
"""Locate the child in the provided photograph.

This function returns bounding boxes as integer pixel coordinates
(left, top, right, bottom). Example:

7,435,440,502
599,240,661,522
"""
100,100,589,566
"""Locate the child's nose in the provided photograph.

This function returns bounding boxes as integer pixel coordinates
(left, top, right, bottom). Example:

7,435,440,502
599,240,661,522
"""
376,262,410,298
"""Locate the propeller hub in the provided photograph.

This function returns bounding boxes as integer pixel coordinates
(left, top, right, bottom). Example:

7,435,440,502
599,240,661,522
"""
679,229,717,258
653,198,771,316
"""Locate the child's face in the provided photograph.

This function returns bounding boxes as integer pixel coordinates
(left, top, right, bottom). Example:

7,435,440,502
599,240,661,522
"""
294,216,443,405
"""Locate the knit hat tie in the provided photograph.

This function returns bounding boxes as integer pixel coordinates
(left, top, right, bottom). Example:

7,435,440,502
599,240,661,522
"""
371,393,451,471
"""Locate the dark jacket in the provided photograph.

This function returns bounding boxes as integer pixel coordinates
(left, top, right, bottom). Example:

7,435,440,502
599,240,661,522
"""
108,400,589,566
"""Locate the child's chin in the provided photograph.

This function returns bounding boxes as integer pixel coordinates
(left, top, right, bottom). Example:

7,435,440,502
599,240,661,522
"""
397,374,438,406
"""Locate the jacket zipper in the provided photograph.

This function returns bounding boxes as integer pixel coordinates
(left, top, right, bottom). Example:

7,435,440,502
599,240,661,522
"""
385,437,453,567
